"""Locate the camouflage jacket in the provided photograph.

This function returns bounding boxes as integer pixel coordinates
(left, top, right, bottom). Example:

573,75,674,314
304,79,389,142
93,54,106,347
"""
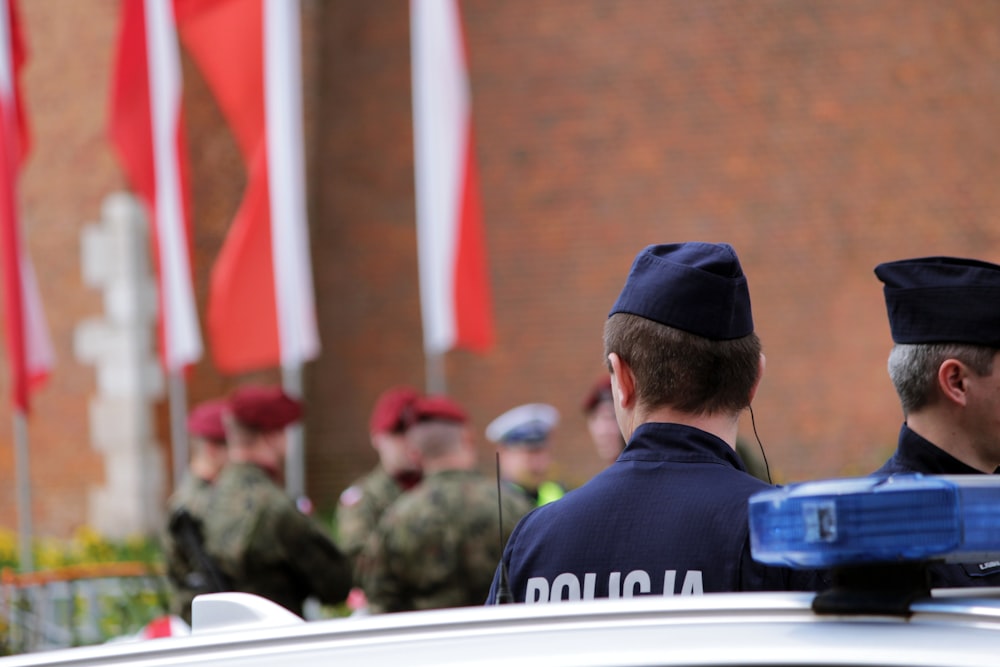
161,473,216,624
201,462,352,616
360,468,533,614
336,465,403,573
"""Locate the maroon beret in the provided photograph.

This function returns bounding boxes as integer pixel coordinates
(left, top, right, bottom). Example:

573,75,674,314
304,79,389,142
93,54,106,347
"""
410,395,468,426
186,399,227,442
581,375,613,415
229,385,303,432
369,386,421,434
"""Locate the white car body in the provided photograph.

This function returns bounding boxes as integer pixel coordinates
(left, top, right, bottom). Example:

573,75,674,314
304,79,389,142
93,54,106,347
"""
8,474,999,665
3,589,1000,667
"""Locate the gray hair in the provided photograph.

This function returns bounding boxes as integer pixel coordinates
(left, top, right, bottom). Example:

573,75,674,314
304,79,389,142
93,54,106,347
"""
887,343,996,414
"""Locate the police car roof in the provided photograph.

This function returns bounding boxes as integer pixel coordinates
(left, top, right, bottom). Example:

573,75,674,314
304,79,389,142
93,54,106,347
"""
6,591,1000,667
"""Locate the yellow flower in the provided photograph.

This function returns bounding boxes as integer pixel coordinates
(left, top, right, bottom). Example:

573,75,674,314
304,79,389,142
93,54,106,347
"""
0,529,17,568
35,537,67,570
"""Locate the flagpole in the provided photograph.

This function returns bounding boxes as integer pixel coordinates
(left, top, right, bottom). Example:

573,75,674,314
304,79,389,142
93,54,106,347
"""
425,351,446,395
13,408,32,571
282,363,304,500
168,370,187,491
412,1,495,374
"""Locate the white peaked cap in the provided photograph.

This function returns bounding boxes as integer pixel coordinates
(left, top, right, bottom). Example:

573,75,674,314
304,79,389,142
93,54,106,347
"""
485,403,560,448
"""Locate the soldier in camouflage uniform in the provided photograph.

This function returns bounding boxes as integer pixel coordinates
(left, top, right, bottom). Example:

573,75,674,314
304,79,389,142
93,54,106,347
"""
161,399,229,624
201,385,352,617
360,395,533,613
336,386,423,576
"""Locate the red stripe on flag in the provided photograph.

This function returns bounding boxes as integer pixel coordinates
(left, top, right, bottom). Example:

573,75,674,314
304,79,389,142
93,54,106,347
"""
109,0,201,372
176,0,313,374
108,0,163,369
207,157,280,373
176,0,279,373
452,126,493,351
411,0,494,355
108,0,154,207
0,0,50,412
0,81,26,411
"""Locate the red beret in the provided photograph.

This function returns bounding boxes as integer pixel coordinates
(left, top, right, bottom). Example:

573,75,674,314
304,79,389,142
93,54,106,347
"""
229,385,303,432
186,399,227,442
410,395,468,426
581,375,613,414
369,386,421,434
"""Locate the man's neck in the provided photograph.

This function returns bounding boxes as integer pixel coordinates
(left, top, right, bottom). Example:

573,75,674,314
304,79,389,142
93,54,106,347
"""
423,451,476,474
227,450,282,482
627,405,741,449
905,412,996,473
189,457,221,483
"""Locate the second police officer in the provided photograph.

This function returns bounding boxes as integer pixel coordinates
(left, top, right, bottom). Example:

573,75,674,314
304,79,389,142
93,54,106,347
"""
872,255,1000,587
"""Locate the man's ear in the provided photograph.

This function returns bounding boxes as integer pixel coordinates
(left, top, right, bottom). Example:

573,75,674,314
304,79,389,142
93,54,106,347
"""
937,358,969,407
608,353,636,409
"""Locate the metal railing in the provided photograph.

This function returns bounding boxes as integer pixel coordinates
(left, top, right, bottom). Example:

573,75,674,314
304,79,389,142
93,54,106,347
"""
0,563,169,655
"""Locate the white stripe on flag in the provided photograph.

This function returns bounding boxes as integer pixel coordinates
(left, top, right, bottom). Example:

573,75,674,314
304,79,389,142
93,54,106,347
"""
411,0,469,354
264,0,319,368
0,0,53,388
0,0,10,98
144,0,201,370
20,253,53,378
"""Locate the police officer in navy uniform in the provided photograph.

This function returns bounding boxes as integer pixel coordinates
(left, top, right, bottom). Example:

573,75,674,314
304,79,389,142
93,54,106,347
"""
486,403,567,507
487,242,820,604
872,256,1000,587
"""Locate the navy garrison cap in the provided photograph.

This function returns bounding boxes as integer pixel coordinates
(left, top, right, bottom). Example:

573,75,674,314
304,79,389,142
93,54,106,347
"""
609,242,754,340
875,256,1000,346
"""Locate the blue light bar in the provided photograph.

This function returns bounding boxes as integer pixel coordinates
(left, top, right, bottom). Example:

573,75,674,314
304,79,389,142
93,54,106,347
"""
749,475,1000,568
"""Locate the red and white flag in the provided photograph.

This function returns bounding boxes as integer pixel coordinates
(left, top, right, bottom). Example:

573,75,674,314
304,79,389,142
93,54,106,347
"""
175,0,318,374
109,0,202,373
0,0,53,412
410,0,494,355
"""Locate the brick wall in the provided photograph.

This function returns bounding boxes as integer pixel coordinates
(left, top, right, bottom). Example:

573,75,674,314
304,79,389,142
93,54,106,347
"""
305,0,1000,507
2,0,1000,537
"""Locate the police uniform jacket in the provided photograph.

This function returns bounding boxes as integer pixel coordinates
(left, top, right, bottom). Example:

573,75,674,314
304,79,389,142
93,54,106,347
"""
873,423,985,476
872,423,1000,587
488,423,821,604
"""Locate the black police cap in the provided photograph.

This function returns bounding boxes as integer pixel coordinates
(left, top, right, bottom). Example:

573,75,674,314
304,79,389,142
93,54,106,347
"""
875,255,1000,347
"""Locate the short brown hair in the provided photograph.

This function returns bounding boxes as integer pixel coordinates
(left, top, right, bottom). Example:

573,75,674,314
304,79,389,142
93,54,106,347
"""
603,313,761,415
